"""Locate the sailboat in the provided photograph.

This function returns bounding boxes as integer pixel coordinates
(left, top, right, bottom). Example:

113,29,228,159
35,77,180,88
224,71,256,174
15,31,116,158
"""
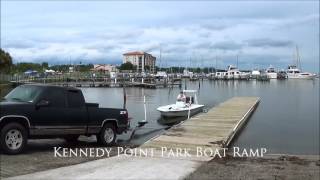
286,46,316,79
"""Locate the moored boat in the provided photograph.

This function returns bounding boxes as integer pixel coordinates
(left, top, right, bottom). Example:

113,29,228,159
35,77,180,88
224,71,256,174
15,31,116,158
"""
251,69,260,79
226,65,241,80
286,65,316,79
286,46,316,79
266,65,278,79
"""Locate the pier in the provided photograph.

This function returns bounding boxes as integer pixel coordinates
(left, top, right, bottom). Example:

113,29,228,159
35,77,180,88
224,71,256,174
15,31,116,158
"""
8,77,183,89
141,96,260,156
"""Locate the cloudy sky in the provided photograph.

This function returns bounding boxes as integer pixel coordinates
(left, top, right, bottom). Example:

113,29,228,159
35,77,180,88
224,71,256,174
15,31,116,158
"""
1,0,319,72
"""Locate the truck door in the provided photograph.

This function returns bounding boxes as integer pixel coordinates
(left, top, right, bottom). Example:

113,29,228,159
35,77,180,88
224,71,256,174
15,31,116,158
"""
32,87,69,134
66,89,88,133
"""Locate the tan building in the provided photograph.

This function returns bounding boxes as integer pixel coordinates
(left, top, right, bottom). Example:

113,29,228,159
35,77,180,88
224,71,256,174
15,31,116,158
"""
91,64,117,73
123,51,156,72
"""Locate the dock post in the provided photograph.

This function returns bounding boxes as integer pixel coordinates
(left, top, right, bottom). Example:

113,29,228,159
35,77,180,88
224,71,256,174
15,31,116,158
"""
187,97,191,119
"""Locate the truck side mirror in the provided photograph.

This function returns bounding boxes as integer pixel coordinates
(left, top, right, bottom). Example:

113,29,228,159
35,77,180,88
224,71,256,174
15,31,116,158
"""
36,100,50,108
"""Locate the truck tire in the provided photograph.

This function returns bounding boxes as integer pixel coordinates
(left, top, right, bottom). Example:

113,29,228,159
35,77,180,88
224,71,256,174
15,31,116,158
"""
0,122,28,154
97,123,116,146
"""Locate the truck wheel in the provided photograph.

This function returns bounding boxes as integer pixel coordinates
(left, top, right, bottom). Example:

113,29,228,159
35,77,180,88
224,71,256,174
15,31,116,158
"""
0,122,28,154
98,123,116,146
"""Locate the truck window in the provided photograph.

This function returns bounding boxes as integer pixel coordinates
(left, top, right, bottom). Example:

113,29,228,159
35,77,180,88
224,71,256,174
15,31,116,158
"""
67,90,85,108
43,88,66,107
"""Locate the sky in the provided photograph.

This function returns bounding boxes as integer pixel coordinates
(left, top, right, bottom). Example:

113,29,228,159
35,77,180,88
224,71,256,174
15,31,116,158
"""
1,0,319,72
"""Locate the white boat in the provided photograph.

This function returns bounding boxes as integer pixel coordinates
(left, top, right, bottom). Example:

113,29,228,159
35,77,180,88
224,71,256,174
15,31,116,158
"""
182,69,193,78
286,65,316,79
226,65,241,79
157,90,204,117
266,65,277,79
251,69,260,79
215,71,227,79
155,71,168,78
225,65,249,80
286,46,316,79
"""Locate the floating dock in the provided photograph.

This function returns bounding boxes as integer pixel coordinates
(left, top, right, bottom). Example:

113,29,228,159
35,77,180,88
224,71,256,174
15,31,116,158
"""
141,97,260,156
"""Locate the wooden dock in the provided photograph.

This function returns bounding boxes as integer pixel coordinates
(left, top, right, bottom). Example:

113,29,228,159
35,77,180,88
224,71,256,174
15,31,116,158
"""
141,97,260,157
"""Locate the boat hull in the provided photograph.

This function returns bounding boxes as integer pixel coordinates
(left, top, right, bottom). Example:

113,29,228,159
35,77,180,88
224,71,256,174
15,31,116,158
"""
287,74,316,79
157,104,204,117
267,72,277,79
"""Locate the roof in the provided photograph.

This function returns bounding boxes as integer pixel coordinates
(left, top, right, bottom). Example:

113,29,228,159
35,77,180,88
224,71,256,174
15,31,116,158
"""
123,51,145,56
123,51,155,58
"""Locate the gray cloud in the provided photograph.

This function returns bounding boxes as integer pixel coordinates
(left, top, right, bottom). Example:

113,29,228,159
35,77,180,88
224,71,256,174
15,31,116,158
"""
211,41,243,51
2,1,318,72
245,38,294,48
2,40,35,49
201,24,229,31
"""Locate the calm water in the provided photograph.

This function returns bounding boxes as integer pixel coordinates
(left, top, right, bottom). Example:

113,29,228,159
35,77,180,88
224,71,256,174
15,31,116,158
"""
81,79,319,155
1,79,319,155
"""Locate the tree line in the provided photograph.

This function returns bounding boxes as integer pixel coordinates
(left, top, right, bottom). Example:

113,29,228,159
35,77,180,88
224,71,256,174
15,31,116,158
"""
1,49,218,74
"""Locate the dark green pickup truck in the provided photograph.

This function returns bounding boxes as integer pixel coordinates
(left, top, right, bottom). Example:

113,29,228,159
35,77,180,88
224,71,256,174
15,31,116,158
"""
0,84,130,154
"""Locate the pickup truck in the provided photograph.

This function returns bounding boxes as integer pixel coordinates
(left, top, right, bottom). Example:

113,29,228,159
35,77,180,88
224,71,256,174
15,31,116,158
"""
0,84,130,154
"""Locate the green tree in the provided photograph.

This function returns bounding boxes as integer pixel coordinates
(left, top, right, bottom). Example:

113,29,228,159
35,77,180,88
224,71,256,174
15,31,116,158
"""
0,49,13,73
119,62,135,71
13,63,43,73
41,62,49,69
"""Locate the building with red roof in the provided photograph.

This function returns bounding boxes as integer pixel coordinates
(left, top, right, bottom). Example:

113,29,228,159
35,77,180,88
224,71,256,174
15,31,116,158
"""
123,51,156,73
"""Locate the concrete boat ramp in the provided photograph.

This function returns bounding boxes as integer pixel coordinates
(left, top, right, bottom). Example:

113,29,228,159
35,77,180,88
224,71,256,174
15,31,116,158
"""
6,97,260,180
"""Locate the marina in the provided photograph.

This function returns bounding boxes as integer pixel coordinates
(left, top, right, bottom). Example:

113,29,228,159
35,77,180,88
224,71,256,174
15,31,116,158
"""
0,78,319,155
78,79,318,155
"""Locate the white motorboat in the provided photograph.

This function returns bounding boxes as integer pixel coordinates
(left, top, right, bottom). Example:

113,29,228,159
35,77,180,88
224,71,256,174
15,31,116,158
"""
155,71,168,78
157,90,204,117
251,69,260,79
266,65,278,79
215,71,227,79
286,65,316,79
226,65,241,79
286,46,316,79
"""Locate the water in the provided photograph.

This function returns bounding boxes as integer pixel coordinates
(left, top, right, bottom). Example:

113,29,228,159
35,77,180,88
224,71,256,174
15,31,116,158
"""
1,79,319,155
82,79,319,155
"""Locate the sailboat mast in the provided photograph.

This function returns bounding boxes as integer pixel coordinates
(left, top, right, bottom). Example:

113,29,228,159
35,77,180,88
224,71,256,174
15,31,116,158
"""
159,48,162,71
296,46,302,71
215,55,218,70
236,55,239,68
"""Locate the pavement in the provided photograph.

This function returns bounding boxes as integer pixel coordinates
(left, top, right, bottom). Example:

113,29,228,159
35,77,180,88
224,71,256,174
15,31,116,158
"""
5,154,205,180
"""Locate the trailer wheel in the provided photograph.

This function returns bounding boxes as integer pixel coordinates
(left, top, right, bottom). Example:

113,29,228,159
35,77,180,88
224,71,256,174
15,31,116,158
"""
0,122,28,154
98,123,116,146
